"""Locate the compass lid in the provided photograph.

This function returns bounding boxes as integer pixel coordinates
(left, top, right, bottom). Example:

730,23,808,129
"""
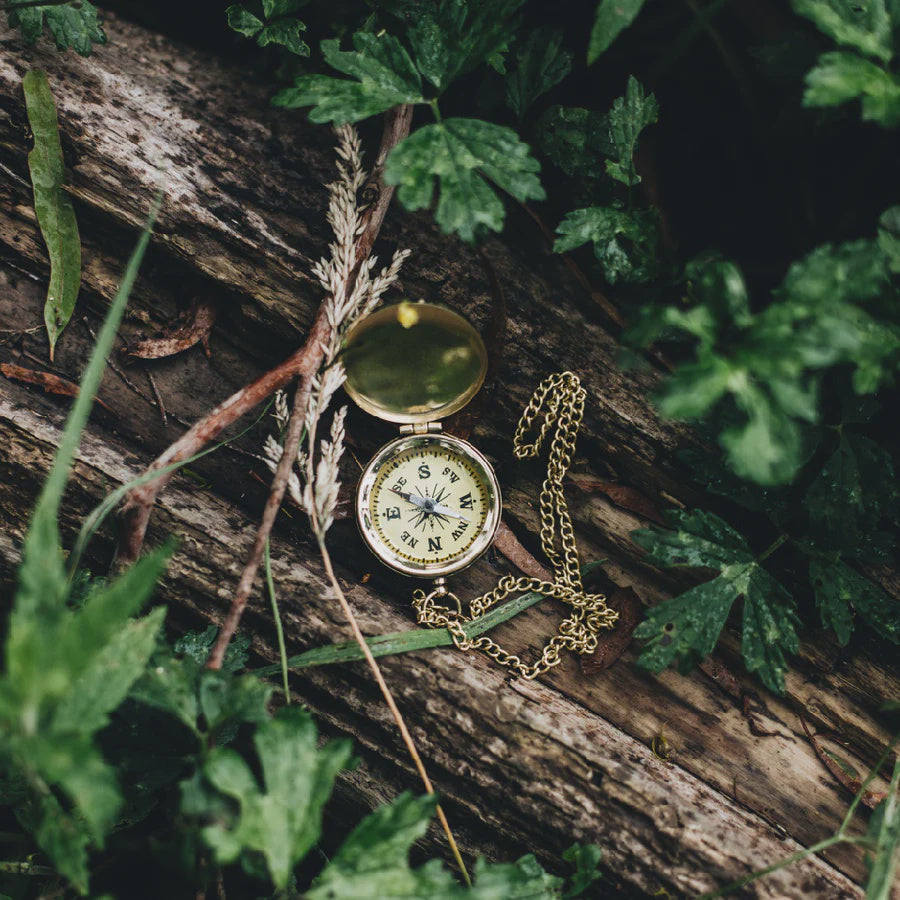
341,302,488,424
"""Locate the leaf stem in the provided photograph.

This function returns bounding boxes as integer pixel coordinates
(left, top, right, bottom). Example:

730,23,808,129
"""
315,534,472,887
756,533,788,563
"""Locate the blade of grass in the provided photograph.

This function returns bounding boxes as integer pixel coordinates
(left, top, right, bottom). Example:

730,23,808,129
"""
20,193,160,611
66,400,273,579
264,539,290,703
251,587,546,676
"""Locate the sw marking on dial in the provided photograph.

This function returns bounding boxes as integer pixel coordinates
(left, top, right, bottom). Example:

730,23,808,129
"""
369,446,488,567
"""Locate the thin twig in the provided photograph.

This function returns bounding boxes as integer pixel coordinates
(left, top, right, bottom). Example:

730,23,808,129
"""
317,536,472,886
114,107,413,569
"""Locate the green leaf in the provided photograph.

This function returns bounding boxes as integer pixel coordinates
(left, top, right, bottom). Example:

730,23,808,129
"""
536,106,610,180
263,0,302,17
792,0,892,62
51,606,166,735
633,510,798,692
804,51,900,125
385,118,545,243
562,843,603,897
505,28,572,119
226,4,263,38
604,76,658,186
198,670,272,740
43,1,106,55
588,0,648,63
720,382,806,485
257,18,308,56
201,707,352,890
810,558,900,645
879,206,900,273
273,31,423,122
865,758,900,899
554,205,659,283
8,1,106,56
406,0,526,91
23,69,81,363
468,854,564,898
308,793,459,897
174,625,250,673
805,432,895,554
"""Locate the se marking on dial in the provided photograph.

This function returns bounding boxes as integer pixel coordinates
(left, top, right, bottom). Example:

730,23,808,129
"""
370,446,488,566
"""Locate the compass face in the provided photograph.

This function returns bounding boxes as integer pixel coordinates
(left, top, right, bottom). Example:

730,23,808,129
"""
356,435,501,577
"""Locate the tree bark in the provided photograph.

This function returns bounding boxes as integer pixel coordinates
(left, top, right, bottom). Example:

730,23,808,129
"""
0,15,897,898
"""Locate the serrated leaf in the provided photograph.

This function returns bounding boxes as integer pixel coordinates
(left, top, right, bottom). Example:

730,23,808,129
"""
226,4,263,38
385,118,544,243
273,31,423,122
811,558,900,645
554,205,659,283
633,509,798,692
52,606,166,735
23,69,81,363
505,27,572,119
604,76,658,186
469,854,564,898
805,432,895,554
406,0,525,91
308,793,459,897
44,1,106,55
129,653,200,733
804,51,900,125
878,206,900,273
721,382,806,485
8,1,106,56
174,625,250,673
536,105,610,180
588,0,648,63
792,0,892,62
201,708,352,890
562,843,603,897
257,18,308,56
198,670,272,739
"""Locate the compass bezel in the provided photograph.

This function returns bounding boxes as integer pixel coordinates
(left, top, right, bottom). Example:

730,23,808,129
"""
356,434,501,578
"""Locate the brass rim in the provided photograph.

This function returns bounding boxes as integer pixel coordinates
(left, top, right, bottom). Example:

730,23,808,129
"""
355,434,501,578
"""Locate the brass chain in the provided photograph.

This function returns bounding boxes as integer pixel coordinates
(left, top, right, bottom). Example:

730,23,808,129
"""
412,372,618,679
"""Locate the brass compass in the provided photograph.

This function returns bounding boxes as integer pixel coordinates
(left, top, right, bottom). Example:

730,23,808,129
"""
343,302,501,579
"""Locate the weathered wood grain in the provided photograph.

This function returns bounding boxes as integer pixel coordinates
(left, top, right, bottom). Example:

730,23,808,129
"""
1,14,898,897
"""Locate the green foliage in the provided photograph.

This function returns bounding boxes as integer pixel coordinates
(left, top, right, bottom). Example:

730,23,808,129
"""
0,207,161,893
794,0,900,125
403,0,526,91
23,70,81,362
226,0,309,56
603,76,658,187
554,206,659,283
504,27,572,119
269,2,545,242
7,0,106,56
793,0,893,62
199,708,352,890
273,32,424,121
588,0,648,63
385,118,544,242
631,236,899,485
632,510,799,693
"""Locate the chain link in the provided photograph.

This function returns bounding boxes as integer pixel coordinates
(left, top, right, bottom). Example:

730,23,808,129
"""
412,372,618,679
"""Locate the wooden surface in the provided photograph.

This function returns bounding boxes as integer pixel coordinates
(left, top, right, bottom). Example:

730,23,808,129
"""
0,15,898,898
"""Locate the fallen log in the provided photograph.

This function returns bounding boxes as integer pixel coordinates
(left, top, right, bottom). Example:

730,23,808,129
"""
0,14,897,897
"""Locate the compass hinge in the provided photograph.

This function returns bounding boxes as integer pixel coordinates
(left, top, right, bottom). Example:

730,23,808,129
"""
399,422,442,435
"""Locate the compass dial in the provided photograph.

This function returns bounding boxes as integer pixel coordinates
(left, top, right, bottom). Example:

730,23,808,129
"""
356,435,501,577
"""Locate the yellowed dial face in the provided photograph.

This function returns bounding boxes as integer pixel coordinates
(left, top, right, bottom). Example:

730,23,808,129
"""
357,435,501,577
